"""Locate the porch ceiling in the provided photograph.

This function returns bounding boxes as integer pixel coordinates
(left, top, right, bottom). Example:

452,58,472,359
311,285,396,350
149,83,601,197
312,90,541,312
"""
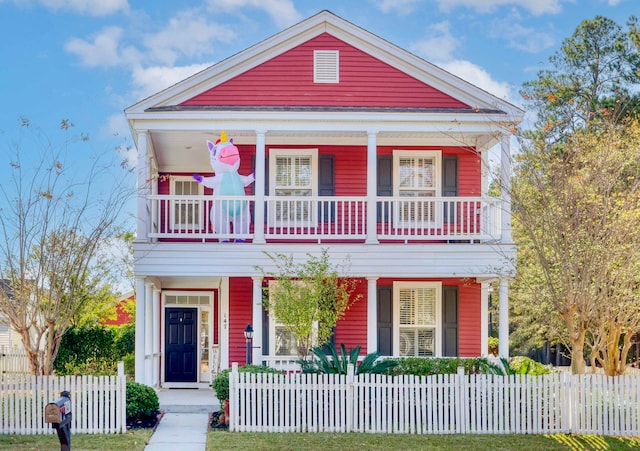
148,129,494,173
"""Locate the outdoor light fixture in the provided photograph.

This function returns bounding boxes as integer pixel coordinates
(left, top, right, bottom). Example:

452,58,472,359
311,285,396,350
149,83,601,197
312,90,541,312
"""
243,324,254,340
244,324,254,364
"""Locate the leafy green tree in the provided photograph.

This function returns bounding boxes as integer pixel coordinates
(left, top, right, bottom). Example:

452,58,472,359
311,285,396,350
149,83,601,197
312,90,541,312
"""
0,119,133,375
520,15,640,139
258,249,362,359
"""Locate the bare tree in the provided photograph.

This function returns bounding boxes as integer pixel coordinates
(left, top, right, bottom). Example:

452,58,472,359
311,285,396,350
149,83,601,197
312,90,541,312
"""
0,119,133,375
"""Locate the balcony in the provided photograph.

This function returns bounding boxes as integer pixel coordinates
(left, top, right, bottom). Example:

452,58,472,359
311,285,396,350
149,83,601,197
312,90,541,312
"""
145,195,502,244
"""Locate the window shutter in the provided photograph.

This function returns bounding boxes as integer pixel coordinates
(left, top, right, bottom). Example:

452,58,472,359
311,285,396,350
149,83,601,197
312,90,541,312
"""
442,156,458,224
262,304,269,357
442,286,458,357
318,155,335,222
377,285,392,356
377,156,393,222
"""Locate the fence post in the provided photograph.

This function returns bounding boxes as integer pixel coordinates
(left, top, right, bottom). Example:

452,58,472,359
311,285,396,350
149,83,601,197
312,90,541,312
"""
456,366,467,434
118,362,127,433
346,364,355,432
229,363,238,431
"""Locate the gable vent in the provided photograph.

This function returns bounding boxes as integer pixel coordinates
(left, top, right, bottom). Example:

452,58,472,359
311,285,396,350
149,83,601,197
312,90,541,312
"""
314,50,339,83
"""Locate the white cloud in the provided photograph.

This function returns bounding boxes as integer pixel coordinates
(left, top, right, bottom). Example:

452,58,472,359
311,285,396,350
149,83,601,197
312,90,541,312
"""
205,0,302,28
373,0,424,15
436,0,570,15
143,10,238,66
438,60,515,102
130,63,212,100
488,11,555,53
409,21,460,62
39,0,129,16
65,27,139,68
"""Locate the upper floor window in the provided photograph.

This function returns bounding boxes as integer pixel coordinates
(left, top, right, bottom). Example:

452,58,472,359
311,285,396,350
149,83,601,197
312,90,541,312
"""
393,150,442,225
314,50,339,83
170,176,203,230
393,281,442,357
269,149,318,225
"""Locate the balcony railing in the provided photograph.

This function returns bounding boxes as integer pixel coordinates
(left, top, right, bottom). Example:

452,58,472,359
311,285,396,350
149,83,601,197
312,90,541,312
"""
146,195,502,243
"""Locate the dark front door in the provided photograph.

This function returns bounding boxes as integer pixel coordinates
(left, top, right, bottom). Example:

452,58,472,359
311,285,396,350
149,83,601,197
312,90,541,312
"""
165,308,198,383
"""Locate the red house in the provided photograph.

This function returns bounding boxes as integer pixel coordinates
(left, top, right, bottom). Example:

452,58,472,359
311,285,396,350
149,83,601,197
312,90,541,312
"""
126,10,523,388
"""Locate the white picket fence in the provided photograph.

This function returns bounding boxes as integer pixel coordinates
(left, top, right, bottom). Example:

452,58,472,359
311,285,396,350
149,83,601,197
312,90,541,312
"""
229,364,640,435
0,346,30,375
0,363,127,434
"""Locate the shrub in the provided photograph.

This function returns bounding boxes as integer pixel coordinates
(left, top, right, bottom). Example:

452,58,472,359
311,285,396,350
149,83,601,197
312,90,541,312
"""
509,356,551,375
212,365,283,401
55,324,135,375
126,381,159,421
62,359,118,376
300,343,398,375
389,357,500,376
123,353,135,378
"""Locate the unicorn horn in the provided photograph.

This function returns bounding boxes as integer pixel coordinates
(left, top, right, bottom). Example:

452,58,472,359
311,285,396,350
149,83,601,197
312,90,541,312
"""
220,130,228,143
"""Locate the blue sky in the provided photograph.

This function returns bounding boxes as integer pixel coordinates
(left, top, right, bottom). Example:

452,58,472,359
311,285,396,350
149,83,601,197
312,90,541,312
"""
0,0,635,209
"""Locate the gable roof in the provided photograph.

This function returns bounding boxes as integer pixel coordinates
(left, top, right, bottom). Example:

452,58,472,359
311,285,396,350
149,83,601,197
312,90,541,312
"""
126,10,523,119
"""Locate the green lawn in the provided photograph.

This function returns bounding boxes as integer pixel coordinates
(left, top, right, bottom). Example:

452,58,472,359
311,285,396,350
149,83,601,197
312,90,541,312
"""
0,429,153,451
207,431,640,450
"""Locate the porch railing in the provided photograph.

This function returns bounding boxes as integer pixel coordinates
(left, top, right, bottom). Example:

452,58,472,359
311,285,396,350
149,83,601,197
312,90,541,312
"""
146,195,502,242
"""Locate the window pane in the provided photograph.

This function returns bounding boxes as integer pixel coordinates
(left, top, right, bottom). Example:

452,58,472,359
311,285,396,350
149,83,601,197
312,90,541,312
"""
399,157,434,189
275,326,299,356
399,287,435,326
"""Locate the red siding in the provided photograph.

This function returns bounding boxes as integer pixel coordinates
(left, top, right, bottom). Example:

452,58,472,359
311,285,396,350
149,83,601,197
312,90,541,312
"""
334,278,368,352
181,34,469,109
458,281,481,356
228,277,253,366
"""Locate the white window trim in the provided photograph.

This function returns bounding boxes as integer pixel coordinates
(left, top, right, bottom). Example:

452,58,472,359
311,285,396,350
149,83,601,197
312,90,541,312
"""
392,150,442,228
314,50,339,83
267,280,318,357
170,176,204,231
268,149,319,227
392,281,442,357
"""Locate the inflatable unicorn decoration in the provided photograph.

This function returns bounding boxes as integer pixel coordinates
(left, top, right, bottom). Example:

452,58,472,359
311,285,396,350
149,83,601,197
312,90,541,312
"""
193,131,255,239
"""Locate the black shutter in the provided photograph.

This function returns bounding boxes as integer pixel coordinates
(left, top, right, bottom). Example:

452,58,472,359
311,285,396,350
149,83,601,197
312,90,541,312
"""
377,285,393,356
318,155,335,222
262,294,269,358
442,286,458,357
377,156,393,222
442,156,458,224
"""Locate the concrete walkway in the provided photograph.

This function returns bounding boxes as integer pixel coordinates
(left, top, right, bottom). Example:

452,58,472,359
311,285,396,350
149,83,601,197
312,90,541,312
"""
144,388,219,451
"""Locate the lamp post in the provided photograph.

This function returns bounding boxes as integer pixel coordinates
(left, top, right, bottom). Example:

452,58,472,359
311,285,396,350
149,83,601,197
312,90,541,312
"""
244,324,254,365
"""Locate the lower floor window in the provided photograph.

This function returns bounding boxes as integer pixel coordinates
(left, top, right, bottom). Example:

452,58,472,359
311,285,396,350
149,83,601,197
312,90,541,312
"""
394,281,442,357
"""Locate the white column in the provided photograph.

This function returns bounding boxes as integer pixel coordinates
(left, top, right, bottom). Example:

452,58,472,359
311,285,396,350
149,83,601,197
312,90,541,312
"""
498,278,509,358
500,135,512,243
254,131,266,244
135,277,146,383
252,277,263,364
480,281,489,356
220,277,230,370
367,277,378,354
152,288,160,387
144,283,153,386
136,130,149,242
366,131,378,244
